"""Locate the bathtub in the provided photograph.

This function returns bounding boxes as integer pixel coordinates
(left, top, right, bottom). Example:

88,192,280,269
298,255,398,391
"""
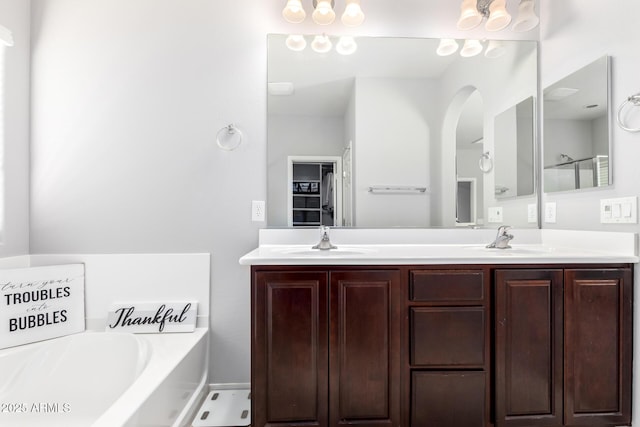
0,328,208,427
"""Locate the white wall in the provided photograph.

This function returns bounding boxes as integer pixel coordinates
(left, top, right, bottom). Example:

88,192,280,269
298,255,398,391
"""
27,0,541,384
0,0,30,257
354,77,433,227
540,0,640,232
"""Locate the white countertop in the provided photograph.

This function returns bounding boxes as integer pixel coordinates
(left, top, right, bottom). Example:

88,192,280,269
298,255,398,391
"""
239,229,639,266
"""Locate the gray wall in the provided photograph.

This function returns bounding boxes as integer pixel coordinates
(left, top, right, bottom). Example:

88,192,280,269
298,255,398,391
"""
0,0,30,258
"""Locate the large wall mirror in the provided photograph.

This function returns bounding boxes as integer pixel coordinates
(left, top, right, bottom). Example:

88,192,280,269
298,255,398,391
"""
267,34,538,228
543,56,611,193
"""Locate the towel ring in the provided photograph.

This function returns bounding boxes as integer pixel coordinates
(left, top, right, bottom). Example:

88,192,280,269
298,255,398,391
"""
216,124,243,151
479,151,493,173
616,93,640,133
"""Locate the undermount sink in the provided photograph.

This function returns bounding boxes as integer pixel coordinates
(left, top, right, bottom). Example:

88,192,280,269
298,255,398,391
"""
464,245,555,255
271,246,374,256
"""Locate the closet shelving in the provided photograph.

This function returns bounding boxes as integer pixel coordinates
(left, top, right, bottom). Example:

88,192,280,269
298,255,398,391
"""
291,163,334,227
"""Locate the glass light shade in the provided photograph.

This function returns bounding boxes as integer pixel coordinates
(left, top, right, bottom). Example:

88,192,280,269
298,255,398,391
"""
457,0,482,30
282,0,306,24
341,0,365,26
312,0,336,25
311,34,333,53
436,39,459,56
484,40,506,58
485,0,511,31
336,36,357,55
512,0,540,32
285,34,307,51
460,39,483,57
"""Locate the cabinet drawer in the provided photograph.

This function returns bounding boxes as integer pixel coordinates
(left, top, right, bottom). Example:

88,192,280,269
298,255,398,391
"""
411,371,486,427
410,307,485,367
410,270,484,303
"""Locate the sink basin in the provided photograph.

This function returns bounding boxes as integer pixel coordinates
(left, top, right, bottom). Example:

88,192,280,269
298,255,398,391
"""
271,246,374,256
464,245,554,255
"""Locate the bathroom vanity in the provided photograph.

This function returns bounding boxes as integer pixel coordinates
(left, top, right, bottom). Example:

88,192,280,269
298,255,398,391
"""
241,229,637,427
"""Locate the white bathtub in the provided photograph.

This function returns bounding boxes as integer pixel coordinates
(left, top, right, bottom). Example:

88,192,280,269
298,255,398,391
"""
0,328,208,427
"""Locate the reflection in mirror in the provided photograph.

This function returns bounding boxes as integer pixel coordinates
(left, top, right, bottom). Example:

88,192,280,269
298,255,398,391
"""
494,96,535,199
543,56,611,193
267,34,538,228
456,90,484,226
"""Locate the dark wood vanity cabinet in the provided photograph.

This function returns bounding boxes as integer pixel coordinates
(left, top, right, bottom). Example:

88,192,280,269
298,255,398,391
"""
495,267,633,427
252,267,401,427
252,264,633,427
406,268,491,427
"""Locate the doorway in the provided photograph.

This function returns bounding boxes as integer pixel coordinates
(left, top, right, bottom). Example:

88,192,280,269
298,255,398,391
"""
287,156,343,227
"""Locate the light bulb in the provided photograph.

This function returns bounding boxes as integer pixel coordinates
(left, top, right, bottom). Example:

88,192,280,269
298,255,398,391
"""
311,34,333,53
336,36,357,55
485,0,511,31
341,0,365,26
282,0,306,24
512,0,539,32
460,39,483,57
436,39,459,56
457,0,482,30
312,0,336,25
484,40,506,58
285,34,307,52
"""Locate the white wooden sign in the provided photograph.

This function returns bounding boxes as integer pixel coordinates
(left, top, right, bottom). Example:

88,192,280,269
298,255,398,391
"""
106,301,197,333
0,264,85,349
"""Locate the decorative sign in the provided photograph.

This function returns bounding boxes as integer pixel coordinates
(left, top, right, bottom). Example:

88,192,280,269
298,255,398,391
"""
106,301,197,333
0,264,85,349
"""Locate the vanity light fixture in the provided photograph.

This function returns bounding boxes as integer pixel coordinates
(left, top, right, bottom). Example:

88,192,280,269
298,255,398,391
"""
311,34,333,53
285,34,357,55
485,0,511,31
336,36,358,55
282,0,307,23
436,39,459,56
512,0,539,32
312,0,336,25
282,0,365,27
457,0,538,32
460,39,483,57
341,0,365,26
436,38,505,58
285,34,307,51
484,39,506,58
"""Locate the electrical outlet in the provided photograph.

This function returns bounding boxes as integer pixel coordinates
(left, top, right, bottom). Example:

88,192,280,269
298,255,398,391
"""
252,200,265,222
544,202,556,223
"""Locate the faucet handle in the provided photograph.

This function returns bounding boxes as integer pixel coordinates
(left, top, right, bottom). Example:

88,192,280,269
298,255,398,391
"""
498,225,512,235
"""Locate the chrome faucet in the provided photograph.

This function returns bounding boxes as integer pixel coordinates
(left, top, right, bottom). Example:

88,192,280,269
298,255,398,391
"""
312,226,337,250
486,225,514,249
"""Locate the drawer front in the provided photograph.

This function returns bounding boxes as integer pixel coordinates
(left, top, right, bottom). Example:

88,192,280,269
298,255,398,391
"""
411,307,485,367
410,270,484,303
411,371,486,427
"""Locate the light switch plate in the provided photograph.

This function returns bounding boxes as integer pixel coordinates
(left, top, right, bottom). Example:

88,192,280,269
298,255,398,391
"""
527,204,537,223
488,207,503,223
601,197,637,224
544,202,556,223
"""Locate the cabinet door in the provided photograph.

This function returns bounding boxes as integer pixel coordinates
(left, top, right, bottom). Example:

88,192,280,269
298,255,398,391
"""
253,271,329,427
329,270,400,427
564,268,632,426
495,269,564,427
